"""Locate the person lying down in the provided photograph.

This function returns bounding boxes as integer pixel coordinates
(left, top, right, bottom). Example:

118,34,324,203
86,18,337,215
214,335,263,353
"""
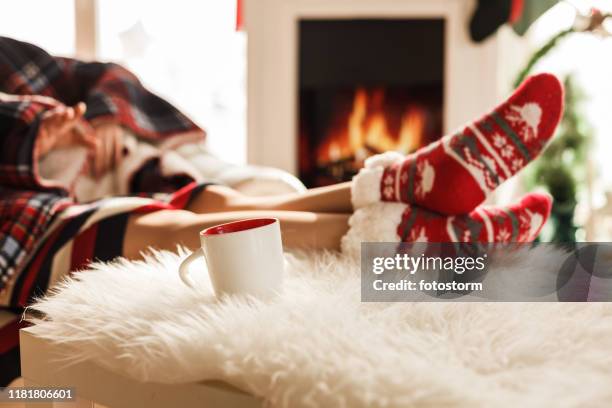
0,36,563,385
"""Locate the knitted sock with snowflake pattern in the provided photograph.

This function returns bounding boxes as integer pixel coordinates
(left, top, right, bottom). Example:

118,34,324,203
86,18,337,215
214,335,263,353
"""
396,192,552,243
352,73,564,215
341,193,552,253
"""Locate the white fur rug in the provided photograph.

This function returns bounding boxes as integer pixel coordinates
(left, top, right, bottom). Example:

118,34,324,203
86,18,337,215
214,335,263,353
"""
28,248,612,407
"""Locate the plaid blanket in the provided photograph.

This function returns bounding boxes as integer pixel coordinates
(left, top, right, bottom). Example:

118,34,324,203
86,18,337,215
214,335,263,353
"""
0,37,207,384
0,36,205,286
0,183,209,386
0,36,203,141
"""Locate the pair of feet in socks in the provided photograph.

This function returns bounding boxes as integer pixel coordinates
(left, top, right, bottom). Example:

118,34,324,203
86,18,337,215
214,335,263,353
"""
351,73,564,243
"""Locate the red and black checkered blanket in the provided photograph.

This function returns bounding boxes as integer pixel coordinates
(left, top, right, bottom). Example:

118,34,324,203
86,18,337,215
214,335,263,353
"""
0,37,207,384
0,35,205,288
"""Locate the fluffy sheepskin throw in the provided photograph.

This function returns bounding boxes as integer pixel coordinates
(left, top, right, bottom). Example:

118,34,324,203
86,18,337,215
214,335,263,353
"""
28,247,612,407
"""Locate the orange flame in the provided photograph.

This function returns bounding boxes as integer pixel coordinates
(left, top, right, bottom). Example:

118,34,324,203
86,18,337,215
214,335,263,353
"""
317,87,426,165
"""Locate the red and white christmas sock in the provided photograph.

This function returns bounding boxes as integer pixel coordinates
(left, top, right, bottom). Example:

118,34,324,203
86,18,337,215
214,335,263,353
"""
342,192,552,253
352,73,564,215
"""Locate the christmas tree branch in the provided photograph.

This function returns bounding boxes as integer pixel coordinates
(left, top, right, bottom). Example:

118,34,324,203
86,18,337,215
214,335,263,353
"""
513,10,612,87
513,28,574,88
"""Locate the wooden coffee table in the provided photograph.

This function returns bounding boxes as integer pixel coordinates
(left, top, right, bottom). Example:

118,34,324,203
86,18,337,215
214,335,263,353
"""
19,328,261,408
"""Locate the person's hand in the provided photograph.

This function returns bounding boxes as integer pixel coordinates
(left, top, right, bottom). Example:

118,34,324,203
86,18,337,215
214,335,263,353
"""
89,122,124,178
35,102,98,158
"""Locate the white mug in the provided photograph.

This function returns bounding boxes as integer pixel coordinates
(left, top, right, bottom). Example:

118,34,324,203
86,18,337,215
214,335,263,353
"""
178,217,284,298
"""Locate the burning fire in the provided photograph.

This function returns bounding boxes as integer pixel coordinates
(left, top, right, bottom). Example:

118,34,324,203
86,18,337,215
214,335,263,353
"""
317,87,427,165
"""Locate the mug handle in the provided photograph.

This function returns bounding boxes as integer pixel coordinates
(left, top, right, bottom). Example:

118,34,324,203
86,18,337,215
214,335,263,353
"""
178,248,205,288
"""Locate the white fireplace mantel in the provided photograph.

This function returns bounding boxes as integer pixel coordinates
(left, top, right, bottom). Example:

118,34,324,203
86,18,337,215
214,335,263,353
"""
244,0,525,174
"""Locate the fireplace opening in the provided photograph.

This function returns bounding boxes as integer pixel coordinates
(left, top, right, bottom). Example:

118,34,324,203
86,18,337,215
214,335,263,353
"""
298,19,445,187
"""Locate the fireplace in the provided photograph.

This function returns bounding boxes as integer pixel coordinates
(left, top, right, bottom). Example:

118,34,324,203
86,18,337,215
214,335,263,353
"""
298,19,444,187
244,0,523,181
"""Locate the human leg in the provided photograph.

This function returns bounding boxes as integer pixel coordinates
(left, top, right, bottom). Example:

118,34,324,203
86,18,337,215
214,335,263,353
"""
122,209,350,259
185,182,353,214
188,75,563,218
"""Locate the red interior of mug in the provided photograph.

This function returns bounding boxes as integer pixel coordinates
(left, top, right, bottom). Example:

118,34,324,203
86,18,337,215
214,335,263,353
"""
201,217,277,236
